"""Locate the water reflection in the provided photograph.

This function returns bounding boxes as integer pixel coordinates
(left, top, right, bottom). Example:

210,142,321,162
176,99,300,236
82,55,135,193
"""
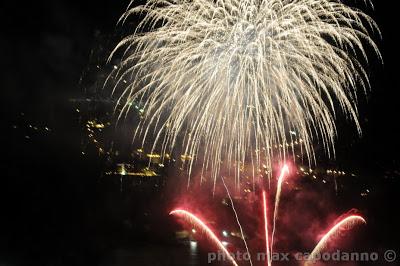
102,242,203,266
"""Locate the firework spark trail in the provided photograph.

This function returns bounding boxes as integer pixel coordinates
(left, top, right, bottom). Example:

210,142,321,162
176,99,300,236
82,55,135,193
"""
270,164,289,254
262,191,271,266
169,209,238,266
110,0,381,185
221,176,253,266
305,215,366,266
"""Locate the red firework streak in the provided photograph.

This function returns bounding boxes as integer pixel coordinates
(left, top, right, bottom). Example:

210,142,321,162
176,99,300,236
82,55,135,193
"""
263,190,272,266
169,209,239,266
271,164,290,254
305,215,366,265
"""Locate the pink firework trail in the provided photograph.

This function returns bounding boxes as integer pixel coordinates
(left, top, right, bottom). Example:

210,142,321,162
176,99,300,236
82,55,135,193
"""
169,209,238,266
271,164,290,254
262,191,271,266
305,215,367,265
170,164,367,266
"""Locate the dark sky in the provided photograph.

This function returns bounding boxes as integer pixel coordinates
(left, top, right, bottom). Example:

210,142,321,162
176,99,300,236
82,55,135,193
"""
0,1,399,265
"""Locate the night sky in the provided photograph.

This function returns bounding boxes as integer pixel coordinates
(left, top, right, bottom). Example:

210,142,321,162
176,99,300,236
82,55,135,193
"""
1,1,399,265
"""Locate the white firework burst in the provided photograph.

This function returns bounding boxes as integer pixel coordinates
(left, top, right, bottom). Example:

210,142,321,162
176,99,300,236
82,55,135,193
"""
108,0,381,187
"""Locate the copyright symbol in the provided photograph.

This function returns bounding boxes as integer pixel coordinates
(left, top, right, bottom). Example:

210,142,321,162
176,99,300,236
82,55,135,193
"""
384,250,397,262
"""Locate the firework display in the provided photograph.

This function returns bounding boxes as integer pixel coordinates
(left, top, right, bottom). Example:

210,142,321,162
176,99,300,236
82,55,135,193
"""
170,165,367,266
3,0,397,265
110,0,381,184
108,0,381,265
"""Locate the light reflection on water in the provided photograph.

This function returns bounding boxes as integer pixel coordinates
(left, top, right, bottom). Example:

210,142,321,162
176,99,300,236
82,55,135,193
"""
103,242,204,266
189,241,199,266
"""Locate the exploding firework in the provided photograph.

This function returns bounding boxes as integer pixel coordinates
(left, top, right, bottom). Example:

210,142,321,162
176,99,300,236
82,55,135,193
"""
169,209,238,266
109,0,380,184
305,215,367,265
